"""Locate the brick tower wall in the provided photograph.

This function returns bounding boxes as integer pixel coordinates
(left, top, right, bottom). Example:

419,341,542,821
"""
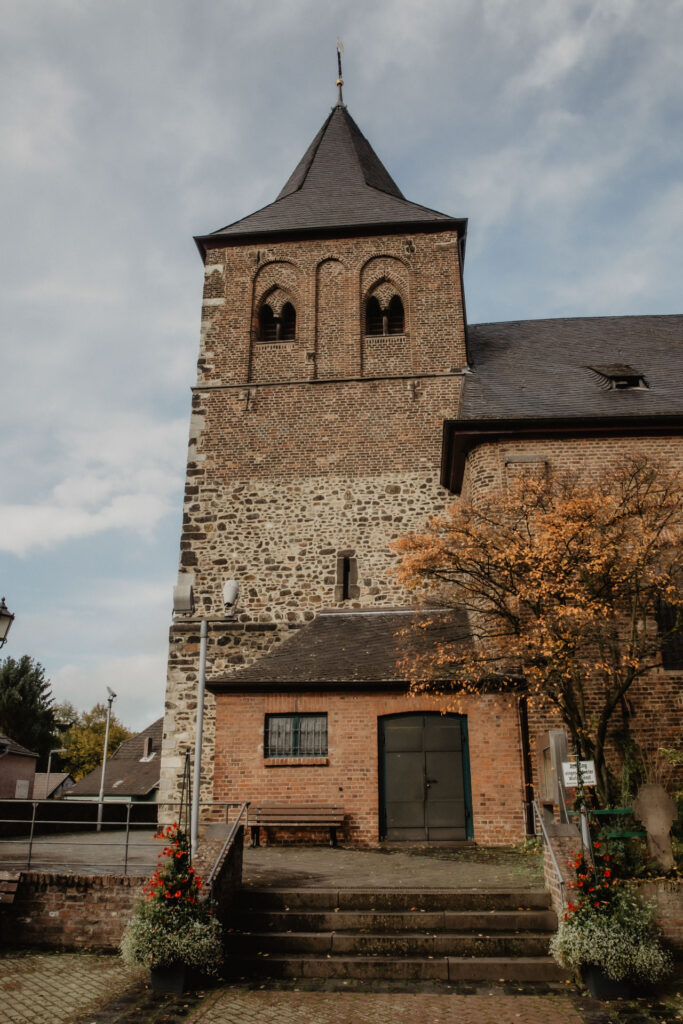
160,228,468,811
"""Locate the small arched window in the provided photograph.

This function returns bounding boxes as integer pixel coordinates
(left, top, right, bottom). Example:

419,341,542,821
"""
387,295,404,335
258,304,277,341
365,296,383,336
281,302,296,340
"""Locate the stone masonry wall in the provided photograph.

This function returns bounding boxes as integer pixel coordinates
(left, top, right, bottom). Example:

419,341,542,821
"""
161,469,460,811
160,224,467,814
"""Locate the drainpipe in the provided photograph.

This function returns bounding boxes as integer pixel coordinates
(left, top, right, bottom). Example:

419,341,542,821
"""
190,619,208,859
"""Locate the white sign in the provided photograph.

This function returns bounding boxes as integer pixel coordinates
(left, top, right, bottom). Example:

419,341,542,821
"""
562,760,597,786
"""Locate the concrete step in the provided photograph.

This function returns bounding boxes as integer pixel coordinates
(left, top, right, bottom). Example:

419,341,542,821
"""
239,887,551,912
237,908,558,934
226,930,552,957
228,954,569,983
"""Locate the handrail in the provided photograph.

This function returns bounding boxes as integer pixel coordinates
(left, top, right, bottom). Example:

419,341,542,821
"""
205,801,250,890
532,800,565,907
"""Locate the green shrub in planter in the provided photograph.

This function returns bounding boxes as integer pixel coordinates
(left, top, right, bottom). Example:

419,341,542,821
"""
550,843,672,986
121,823,223,978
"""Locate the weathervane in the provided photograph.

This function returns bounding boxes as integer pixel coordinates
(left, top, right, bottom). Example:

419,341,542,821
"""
336,39,344,105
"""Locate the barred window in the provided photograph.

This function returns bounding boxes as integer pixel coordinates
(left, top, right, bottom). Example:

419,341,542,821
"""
265,714,328,757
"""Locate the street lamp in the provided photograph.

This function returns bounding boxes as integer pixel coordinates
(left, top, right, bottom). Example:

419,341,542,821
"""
96,688,116,832
45,747,66,800
0,598,15,648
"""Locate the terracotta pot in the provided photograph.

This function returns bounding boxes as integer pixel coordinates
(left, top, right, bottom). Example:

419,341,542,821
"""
581,964,633,1001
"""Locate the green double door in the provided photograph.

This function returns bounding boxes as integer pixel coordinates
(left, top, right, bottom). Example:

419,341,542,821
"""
379,713,471,841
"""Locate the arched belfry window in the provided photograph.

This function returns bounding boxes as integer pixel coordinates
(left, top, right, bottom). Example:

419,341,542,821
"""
365,293,405,336
387,295,404,334
365,296,383,336
258,304,277,341
257,299,297,342
281,302,296,340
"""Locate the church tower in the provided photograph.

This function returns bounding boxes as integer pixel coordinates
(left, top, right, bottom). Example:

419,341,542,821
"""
159,92,472,828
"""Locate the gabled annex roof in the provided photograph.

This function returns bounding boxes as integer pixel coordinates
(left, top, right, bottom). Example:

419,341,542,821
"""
442,314,683,492
208,609,471,692
196,104,464,253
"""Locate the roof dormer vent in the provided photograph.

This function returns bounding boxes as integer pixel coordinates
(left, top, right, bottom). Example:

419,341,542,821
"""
587,364,649,391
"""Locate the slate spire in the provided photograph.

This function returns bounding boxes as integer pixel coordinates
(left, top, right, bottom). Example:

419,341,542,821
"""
197,102,462,251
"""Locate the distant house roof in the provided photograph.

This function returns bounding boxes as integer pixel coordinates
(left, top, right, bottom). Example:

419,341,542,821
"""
32,772,73,800
442,314,683,491
195,104,464,253
67,717,163,798
208,609,470,693
0,733,38,759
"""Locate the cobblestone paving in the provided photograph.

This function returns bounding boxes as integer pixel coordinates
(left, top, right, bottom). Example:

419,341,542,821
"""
0,953,144,1024
188,988,586,1024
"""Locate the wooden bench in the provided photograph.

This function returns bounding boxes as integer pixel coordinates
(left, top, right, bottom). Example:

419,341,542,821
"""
249,804,345,847
0,871,20,905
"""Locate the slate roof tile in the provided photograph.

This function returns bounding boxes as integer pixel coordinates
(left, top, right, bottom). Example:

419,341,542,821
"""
462,314,683,421
210,609,470,689
198,106,462,244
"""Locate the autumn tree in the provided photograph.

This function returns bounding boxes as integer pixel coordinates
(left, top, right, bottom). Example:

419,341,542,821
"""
58,702,133,781
0,655,58,766
393,457,683,805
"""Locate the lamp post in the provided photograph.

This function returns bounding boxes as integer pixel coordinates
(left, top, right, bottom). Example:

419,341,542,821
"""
45,747,66,800
0,598,15,648
96,688,116,832
173,577,239,859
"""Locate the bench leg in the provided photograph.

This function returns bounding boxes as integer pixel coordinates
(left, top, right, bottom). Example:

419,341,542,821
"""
329,826,337,848
250,825,260,848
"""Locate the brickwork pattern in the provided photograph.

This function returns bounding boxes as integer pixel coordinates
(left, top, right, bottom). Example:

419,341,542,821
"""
189,989,585,1024
0,953,145,1024
213,692,527,845
464,436,683,795
1,871,144,951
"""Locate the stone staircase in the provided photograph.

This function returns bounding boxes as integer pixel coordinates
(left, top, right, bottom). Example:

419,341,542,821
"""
226,887,568,982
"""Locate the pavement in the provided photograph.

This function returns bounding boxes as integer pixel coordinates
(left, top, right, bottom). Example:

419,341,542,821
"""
240,842,545,890
0,830,163,876
0,846,680,1024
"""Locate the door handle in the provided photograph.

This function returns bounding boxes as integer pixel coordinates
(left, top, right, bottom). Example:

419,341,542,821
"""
425,778,438,787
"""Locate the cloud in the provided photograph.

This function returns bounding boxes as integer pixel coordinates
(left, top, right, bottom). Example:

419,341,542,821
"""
53,653,167,733
0,414,187,556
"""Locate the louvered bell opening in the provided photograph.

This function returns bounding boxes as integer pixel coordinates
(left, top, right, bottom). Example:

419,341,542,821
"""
265,714,328,756
280,302,296,340
365,296,383,336
258,304,277,341
387,295,405,334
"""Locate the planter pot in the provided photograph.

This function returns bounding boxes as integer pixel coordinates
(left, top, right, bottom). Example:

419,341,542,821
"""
581,965,633,1001
150,964,187,994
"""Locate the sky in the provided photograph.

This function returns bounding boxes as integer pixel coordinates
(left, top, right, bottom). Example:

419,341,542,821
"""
1,0,682,731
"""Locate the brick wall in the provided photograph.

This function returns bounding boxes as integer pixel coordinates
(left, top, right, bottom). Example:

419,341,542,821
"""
1,871,144,951
632,879,683,954
212,691,526,846
464,436,683,795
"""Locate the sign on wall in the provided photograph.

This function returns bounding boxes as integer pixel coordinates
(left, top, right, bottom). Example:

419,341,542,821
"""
561,760,596,786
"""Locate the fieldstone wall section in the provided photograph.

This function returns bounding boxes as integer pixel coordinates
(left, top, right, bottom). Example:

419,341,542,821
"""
1,871,144,951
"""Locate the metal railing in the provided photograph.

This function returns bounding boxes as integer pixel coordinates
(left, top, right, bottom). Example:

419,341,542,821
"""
0,799,238,875
206,801,250,890
532,800,565,907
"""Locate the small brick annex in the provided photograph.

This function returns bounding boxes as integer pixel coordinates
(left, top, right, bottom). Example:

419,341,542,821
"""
214,692,526,847
159,92,683,846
